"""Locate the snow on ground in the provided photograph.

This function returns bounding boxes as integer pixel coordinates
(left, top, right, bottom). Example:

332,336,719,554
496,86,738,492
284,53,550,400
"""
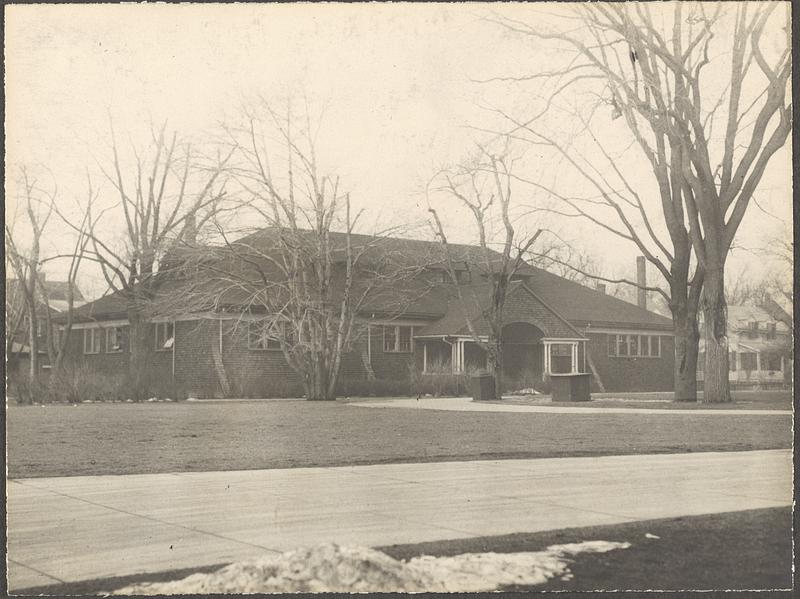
113,541,631,594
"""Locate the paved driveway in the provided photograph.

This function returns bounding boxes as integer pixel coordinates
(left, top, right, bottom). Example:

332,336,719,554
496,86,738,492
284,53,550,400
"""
7,449,791,591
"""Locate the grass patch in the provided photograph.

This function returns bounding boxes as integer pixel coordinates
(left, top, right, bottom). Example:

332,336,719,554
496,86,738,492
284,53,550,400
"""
7,400,791,478
379,507,792,591
15,508,791,594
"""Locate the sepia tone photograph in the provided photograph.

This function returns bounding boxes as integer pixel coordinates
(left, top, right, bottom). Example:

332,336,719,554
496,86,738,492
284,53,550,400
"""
4,1,793,594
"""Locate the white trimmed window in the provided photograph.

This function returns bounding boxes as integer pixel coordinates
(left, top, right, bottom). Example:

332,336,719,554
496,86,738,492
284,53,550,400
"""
608,334,661,358
248,320,293,351
107,326,129,353
83,328,102,354
383,325,413,353
155,322,175,351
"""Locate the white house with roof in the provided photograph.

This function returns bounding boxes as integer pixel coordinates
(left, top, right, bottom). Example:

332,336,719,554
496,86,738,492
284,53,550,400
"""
698,305,791,389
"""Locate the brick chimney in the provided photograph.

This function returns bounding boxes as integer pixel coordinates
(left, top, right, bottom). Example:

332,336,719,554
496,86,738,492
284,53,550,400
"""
596,283,606,294
636,256,647,310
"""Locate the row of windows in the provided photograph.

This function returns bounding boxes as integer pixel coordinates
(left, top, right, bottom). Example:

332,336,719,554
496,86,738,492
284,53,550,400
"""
697,351,782,373
742,321,777,340
80,321,418,355
82,323,174,354
246,321,415,353
607,334,662,358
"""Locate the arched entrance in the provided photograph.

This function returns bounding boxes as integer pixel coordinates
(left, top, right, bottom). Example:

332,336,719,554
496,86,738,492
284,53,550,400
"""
501,322,545,387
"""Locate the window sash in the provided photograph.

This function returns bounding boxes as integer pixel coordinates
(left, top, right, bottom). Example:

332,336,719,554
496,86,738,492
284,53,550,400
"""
383,326,397,352
609,334,661,358
740,352,757,371
248,320,290,351
155,322,174,351
763,353,781,372
383,325,413,353
397,326,412,353
83,328,101,354
107,326,127,353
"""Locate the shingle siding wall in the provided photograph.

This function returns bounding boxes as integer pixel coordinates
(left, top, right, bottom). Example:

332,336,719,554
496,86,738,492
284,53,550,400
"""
585,332,674,392
504,288,578,338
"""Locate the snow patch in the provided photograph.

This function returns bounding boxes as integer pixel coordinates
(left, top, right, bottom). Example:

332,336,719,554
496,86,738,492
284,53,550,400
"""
113,540,631,594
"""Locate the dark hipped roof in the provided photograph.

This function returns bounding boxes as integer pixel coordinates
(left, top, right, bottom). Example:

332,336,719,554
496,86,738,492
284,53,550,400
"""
67,228,673,331
524,266,672,331
231,227,521,274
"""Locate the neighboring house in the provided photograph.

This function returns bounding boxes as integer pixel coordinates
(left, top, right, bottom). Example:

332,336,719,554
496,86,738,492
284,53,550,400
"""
56,229,675,398
697,305,792,389
6,276,86,376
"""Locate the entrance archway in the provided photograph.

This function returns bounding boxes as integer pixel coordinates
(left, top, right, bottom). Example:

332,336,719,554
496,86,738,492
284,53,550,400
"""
501,322,545,386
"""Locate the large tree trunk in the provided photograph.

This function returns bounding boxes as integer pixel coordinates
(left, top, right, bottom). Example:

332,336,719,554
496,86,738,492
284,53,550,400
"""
701,265,732,403
490,342,502,400
672,311,700,402
306,353,335,400
127,308,150,401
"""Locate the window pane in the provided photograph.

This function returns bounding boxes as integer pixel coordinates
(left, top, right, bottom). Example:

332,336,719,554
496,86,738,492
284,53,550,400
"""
629,335,639,356
740,352,757,371
618,335,628,356
608,334,616,356
249,321,266,349
397,326,412,352
383,326,396,352
764,353,781,371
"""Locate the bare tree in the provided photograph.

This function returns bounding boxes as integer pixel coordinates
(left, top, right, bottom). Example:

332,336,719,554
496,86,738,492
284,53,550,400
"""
75,122,232,398
489,2,791,402
530,243,604,286
428,144,542,398
5,169,55,384
174,101,425,400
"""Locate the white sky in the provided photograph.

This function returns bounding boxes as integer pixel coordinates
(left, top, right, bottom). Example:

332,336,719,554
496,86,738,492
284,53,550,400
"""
5,2,792,299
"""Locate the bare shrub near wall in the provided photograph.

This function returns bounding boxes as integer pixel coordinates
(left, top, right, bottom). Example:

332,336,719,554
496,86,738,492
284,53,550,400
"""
9,364,130,404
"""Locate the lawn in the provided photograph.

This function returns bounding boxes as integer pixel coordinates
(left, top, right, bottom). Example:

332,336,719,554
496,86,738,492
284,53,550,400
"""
7,399,791,478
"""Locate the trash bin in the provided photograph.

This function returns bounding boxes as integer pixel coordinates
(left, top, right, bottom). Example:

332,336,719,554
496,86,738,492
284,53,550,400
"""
549,373,592,402
471,371,496,401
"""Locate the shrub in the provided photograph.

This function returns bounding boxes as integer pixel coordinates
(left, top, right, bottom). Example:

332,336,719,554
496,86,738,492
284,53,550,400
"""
8,364,133,404
8,376,46,405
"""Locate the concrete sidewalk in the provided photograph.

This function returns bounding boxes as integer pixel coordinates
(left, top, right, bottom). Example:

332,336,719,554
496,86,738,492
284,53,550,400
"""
351,396,792,415
8,449,791,591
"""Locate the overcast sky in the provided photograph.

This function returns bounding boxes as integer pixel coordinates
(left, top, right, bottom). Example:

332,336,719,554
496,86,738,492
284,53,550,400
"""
6,3,791,299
